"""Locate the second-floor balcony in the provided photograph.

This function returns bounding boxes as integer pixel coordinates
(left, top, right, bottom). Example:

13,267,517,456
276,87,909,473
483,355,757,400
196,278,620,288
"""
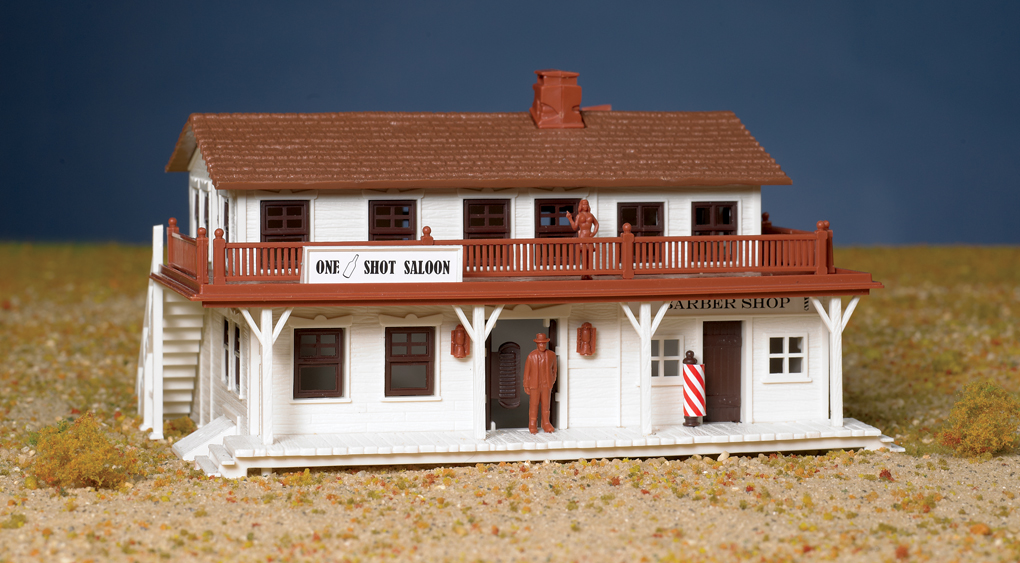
155,214,879,307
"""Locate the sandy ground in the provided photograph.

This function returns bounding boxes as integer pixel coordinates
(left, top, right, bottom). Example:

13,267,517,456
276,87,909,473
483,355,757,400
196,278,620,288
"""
1,447,1018,562
2,246,1019,561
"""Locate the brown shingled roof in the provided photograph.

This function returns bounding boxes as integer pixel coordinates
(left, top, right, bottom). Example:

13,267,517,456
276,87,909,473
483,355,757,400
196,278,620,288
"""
166,111,791,189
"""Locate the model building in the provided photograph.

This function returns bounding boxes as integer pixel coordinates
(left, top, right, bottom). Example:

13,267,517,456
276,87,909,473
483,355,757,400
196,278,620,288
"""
136,70,892,477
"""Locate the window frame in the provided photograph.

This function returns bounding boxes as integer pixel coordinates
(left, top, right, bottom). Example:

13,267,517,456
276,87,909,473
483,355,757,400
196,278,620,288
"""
463,199,511,239
691,201,738,236
222,319,231,386
534,198,581,238
763,333,810,384
293,328,345,399
650,336,685,387
384,326,435,397
369,200,417,241
261,200,310,242
617,202,664,236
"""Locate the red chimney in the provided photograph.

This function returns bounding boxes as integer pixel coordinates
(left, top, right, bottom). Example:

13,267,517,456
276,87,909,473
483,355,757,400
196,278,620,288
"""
529,69,584,129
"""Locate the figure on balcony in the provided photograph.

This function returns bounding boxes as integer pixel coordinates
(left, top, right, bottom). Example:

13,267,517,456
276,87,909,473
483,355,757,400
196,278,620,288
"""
565,199,599,280
523,333,557,434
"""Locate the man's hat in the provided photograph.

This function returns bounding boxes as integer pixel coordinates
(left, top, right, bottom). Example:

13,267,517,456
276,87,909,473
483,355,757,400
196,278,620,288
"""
533,333,551,344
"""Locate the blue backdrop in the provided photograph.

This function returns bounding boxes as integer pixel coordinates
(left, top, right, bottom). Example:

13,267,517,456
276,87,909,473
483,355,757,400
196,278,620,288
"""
2,2,1017,244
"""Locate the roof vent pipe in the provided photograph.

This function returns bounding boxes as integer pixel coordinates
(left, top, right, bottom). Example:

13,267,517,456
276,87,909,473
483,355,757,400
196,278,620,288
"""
529,69,584,129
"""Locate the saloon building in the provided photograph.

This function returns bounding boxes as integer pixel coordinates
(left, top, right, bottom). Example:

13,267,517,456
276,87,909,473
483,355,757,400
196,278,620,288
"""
137,70,892,477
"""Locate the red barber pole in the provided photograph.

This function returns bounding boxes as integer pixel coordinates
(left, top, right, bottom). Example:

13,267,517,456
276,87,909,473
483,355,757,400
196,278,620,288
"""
682,351,705,427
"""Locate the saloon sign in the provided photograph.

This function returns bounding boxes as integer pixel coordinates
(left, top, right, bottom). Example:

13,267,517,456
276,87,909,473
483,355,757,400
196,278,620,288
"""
302,246,463,284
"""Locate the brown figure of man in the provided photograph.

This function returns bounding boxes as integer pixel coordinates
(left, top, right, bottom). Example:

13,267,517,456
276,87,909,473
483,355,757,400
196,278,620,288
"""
565,199,599,280
523,333,557,434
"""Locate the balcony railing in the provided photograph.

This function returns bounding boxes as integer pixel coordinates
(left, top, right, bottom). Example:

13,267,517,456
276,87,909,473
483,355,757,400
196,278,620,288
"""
162,214,835,290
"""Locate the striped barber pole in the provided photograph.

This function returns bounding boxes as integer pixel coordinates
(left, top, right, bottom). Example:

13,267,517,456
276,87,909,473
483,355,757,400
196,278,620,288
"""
683,363,706,417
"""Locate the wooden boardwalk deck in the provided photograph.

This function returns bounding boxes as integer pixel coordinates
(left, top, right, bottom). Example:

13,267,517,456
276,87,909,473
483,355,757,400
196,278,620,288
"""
197,418,898,477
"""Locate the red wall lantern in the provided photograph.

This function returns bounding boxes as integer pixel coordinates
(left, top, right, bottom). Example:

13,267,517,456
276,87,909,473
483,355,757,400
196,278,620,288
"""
576,322,596,356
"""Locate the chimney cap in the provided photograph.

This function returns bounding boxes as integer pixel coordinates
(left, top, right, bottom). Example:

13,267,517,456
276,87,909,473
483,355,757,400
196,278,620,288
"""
534,69,579,78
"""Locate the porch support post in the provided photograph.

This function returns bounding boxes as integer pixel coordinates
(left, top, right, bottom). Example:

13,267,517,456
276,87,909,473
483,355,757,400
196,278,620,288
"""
453,305,504,440
241,307,293,445
621,302,670,436
260,308,274,445
811,296,858,428
149,281,164,439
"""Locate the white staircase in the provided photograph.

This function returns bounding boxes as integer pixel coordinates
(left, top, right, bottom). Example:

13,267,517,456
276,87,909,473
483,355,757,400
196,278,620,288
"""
161,291,203,418
137,224,205,438
173,415,237,461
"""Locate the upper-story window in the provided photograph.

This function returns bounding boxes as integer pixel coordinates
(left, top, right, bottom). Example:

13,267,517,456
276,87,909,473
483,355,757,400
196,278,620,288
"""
618,202,663,236
463,199,510,239
369,200,416,241
535,199,580,238
692,202,737,236
261,201,309,242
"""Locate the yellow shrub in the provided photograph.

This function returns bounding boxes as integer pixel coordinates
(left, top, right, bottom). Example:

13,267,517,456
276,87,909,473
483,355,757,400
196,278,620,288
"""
164,416,197,439
938,381,1020,457
30,412,141,489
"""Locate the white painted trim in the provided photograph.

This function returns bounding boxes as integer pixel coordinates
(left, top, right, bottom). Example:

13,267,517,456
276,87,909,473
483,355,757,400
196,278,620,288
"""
379,395,444,403
482,305,504,341
378,312,445,327
650,302,670,336
288,314,355,328
261,308,275,445
241,309,264,345
620,303,654,435
271,308,294,344
841,296,860,332
551,314,570,430
761,332,811,384
742,318,754,423
828,297,843,427
491,304,571,320
649,335,685,387
149,283,164,439
810,298,833,334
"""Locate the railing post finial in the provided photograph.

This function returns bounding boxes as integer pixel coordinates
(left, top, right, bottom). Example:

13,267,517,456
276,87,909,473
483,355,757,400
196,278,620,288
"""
212,229,226,285
421,226,434,245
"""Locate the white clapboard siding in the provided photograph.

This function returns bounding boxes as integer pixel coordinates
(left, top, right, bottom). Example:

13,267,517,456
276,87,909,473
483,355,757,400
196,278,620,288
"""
751,316,829,422
271,306,473,435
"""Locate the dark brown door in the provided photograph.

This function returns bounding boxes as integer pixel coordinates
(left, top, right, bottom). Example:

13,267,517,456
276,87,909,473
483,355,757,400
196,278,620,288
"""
703,321,741,422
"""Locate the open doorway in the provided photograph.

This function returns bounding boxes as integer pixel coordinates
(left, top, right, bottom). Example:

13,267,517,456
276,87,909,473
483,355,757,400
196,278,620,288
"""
485,319,558,430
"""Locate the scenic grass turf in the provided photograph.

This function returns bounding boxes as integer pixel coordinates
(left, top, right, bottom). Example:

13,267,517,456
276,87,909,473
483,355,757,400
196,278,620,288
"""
0,244,1017,561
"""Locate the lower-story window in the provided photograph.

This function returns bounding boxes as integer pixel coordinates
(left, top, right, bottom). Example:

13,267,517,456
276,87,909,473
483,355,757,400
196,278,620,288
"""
294,329,344,398
385,327,434,396
651,337,684,386
764,334,809,383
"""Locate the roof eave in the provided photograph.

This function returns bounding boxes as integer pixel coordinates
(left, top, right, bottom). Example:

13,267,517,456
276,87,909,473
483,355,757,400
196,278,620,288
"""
213,176,791,191
165,121,197,173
